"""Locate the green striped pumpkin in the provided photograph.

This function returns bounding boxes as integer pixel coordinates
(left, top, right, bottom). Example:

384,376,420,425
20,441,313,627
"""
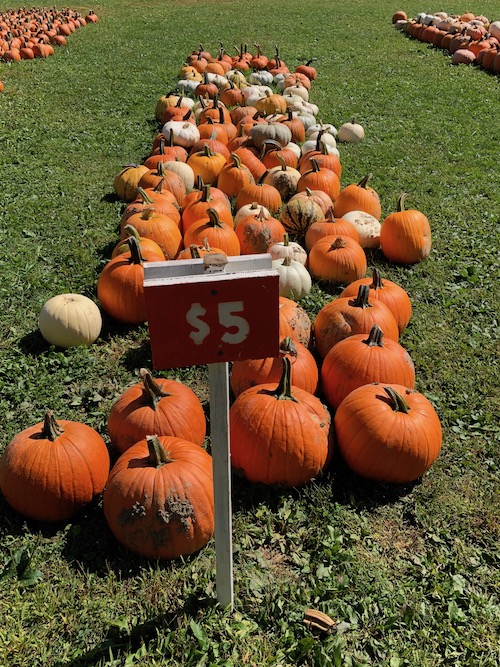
279,198,324,244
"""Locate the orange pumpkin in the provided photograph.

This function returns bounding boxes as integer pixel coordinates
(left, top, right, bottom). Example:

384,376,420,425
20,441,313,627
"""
333,173,381,220
380,193,432,264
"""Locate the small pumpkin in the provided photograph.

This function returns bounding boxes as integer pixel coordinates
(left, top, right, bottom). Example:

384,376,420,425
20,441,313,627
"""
113,164,150,202
38,293,102,348
272,256,312,300
268,233,307,266
380,193,432,264
338,118,365,143
308,235,367,286
333,173,381,220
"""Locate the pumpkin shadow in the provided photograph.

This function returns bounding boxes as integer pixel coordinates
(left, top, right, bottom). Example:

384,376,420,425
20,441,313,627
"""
51,587,217,667
122,338,153,371
101,192,121,204
18,329,51,356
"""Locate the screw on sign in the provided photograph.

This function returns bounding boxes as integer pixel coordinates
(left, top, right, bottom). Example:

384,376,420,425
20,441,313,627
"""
144,253,279,609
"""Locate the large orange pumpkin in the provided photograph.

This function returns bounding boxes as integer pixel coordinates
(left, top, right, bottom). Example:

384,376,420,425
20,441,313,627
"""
108,369,206,453
230,358,332,487
380,193,432,264
103,435,214,559
321,324,415,409
0,411,110,522
333,173,382,220
335,384,442,482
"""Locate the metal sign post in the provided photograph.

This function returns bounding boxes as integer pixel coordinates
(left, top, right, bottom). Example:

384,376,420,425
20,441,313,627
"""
144,254,279,610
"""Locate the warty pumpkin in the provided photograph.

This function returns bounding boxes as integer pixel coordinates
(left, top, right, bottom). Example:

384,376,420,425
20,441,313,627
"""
103,435,214,559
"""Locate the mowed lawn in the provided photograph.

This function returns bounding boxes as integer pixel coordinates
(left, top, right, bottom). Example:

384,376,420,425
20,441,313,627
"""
0,1,499,665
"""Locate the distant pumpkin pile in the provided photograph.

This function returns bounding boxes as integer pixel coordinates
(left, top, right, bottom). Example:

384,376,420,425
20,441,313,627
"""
0,44,443,561
393,9,500,70
0,7,98,64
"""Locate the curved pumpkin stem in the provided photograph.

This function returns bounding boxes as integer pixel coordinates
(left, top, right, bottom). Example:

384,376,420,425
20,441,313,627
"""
188,244,201,259
146,435,174,466
207,208,224,228
279,336,297,357
349,284,372,308
357,173,373,189
140,368,171,408
397,192,408,212
126,236,146,265
271,357,298,402
136,187,154,205
363,324,384,347
383,386,410,413
328,237,347,252
41,410,63,440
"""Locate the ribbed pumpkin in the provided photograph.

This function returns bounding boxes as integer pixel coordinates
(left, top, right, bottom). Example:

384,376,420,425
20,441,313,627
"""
314,285,399,358
380,193,432,264
339,269,412,334
268,233,307,266
305,208,360,250
230,358,332,487
297,158,341,203
113,164,150,202
231,146,268,182
263,156,301,201
108,369,206,453
97,238,165,324
235,207,286,254
181,184,233,234
335,384,442,483
235,178,283,214
217,153,255,197
279,196,324,244
138,162,187,207
231,337,318,397
183,208,240,256
333,173,382,220
279,296,312,347
321,324,415,409
0,411,110,522
123,208,183,260
121,187,181,229
103,435,214,559
308,235,367,285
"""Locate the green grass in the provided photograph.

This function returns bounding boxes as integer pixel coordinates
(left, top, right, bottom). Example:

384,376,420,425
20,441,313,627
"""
0,1,499,665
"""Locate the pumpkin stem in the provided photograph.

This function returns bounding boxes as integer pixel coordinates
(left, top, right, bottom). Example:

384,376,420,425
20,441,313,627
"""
315,129,325,152
194,174,205,191
41,410,63,441
136,187,154,205
283,232,290,246
207,208,224,227
200,183,212,202
370,268,384,290
383,386,410,413
123,224,141,241
146,435,174,466
272,357,298,402
363,324,384,347
140,368,171,408
349,284,372,308
281,256,293,267
126,236,146,265
309,157,321,173
357,173,373,189
325,206,335,221
328,237,347,251
188,244,201,259
305,58,317,66
397,192,408,212
279,336,297,357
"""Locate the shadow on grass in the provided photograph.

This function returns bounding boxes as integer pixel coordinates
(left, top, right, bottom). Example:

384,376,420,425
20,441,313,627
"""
18,329,51,356
53,587,216,667
101,192,121,205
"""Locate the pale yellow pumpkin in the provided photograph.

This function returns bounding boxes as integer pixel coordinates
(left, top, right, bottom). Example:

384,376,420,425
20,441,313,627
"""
39,294,102,348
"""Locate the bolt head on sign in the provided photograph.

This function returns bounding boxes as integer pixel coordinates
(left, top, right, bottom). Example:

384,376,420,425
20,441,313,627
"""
144,256,280,370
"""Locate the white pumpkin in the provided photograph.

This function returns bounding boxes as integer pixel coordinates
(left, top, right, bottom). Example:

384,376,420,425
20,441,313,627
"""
338,118,365,143
285,141,302,160
489,21,500,39
163,160,195,192
162,121,200,148
341,210,381,249
242,84,273,106
273,73,287,88
177,79,199,95
235,202,271,225
301,101,319,116
282,84,309,102
268,234,307,265
301,136,339,157
39,294,102,348
306,122,338,138
263,160,301,201
249,71,274,86
295,112,317,130
272,257,312,300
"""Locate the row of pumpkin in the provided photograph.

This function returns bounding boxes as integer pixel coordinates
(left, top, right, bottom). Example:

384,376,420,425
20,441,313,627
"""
0,6,98,86
393,9,500,69
0,44,442,561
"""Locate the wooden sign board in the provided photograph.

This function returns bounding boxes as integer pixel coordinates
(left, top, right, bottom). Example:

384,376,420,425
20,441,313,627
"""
144,255,280,369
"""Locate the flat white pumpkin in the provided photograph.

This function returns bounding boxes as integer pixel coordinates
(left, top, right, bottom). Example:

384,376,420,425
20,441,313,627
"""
268,234,307,265
272,257,312,300
39,294,102,348
341,210,381,248
338,118,365,143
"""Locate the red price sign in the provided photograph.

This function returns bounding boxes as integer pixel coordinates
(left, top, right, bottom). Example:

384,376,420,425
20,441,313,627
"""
144,259,279,369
